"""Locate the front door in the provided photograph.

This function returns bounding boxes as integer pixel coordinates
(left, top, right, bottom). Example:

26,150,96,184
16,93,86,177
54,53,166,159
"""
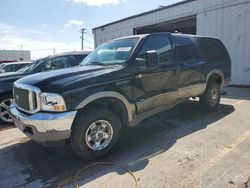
133,34,179,114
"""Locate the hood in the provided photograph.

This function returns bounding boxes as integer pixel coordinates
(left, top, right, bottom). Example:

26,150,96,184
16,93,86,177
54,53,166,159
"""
16,65,127,93
0,71,27,82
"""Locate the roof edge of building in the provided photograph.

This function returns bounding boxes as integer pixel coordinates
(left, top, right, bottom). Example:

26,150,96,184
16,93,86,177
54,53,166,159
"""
92,0,195,31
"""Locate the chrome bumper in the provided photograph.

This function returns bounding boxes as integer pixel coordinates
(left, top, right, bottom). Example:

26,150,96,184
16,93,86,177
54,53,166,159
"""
10,104,77,145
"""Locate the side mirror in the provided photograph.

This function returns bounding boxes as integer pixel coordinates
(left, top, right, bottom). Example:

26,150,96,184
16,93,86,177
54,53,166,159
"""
145,50,158,67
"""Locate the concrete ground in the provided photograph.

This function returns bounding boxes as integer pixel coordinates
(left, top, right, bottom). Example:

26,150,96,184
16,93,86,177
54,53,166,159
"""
0,86,250,188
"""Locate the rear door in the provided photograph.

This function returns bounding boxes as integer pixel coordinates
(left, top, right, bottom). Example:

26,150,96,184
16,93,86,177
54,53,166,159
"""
133,34,179,114
172,35,206,98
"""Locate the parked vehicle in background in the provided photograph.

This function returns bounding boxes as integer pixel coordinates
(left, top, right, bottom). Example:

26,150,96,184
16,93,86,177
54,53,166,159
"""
0,51,91,124
10,33,231,160
0,62,31,73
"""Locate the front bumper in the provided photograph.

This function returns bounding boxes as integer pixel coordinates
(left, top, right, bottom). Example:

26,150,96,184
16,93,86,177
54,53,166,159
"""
10,104,77,146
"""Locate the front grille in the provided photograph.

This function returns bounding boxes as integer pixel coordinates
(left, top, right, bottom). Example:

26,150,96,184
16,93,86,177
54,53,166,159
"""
13,84,39,113
14,87,30,111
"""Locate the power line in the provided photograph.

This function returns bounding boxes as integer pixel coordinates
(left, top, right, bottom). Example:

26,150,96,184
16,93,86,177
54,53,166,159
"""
84,46,94,50
84,38,94,45
85,32,93,38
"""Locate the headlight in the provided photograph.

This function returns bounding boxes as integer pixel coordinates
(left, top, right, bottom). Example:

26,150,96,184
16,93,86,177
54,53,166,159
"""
40,93,66,112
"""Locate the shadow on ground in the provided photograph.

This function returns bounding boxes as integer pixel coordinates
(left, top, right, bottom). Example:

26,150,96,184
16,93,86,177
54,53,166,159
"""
0,100,235,187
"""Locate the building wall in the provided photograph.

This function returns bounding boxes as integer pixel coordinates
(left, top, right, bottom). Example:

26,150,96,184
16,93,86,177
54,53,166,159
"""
0,50,31,63
93,0,250,85
93,0,245,47
94,0,198,46
197,1,250,85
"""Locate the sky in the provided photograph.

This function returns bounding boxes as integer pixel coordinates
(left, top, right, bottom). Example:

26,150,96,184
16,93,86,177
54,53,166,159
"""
0,0,181,59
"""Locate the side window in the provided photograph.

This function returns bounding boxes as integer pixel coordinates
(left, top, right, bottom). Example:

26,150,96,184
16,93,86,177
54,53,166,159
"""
42,56,73,71
173,36,197,62
4,65,15,72
195,38,230,63
14,64,20,71
75,55,87,63
72,55,87,65
15,64,25,71
138,36,173,64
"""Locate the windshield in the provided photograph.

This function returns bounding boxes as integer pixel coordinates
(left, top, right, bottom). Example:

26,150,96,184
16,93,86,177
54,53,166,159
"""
17,59,43,73
81,37,139,66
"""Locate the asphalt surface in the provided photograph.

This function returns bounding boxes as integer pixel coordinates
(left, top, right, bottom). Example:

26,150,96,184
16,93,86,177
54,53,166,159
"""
0,87,250,188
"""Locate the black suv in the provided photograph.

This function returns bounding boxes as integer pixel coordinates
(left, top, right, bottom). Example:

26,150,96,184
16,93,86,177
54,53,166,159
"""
10,33,231,159
0,51,90,124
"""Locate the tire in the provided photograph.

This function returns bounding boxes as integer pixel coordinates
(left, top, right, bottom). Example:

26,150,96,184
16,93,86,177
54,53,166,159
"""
70,108,122,160
199,82,221,112
0,96,14,125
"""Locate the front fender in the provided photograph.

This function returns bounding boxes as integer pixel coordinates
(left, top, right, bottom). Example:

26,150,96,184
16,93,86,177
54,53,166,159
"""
75,91,135,122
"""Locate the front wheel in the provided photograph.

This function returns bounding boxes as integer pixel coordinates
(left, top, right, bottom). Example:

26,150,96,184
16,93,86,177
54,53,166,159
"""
199,82,221,112
0,98,14,125
70,109,122,160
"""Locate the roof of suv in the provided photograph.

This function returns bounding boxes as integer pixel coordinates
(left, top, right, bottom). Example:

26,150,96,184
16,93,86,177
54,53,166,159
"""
95,32,223,50
172,33,219,40
0,61,31,66
118,32,220,40
51,51,92,58
105,32,171,43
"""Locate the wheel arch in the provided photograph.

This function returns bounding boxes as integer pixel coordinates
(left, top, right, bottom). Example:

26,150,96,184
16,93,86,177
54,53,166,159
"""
75,91,135,125
206,69,224,88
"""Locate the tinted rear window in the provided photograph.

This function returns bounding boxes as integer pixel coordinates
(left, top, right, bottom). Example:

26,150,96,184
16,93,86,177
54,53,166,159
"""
4,64,16,72
195,38,230,63
173,36,197,62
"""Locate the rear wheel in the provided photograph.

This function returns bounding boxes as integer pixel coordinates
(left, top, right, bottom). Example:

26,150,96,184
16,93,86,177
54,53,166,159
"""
70,109,122,160
200,82,221,112
0,97,14,125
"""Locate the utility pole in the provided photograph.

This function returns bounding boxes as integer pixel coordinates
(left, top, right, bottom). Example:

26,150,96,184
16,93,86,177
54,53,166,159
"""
80,28,86,51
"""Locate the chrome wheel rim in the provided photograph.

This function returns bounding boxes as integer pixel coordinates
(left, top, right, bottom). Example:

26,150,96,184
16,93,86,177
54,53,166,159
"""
85,120,113,151
0,98,14,123
210,88,218,106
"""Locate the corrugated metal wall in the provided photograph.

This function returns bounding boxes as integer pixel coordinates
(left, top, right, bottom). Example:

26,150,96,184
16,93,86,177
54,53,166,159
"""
94,0,201,46
93,0,250,85
197,0,250,85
